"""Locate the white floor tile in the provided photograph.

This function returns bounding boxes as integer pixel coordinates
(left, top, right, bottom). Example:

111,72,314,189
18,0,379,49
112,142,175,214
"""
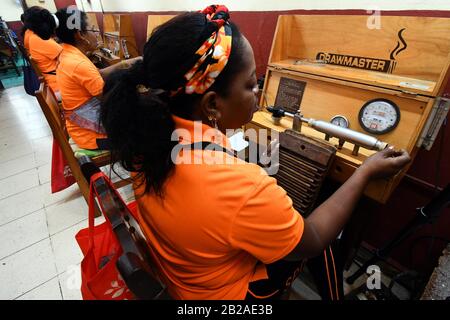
0,113,47,134
39,182,82,208
51,220,86,274
95,215,106,224
0,115,43,144
31,135,53,153
0,153,37,180
117,183,136,204
37,163,51,185
0,108,27,122
4,94,39,109
0,185,44,226
0,134,31,152
33,149,52,167
0,125,29,140
0,169,39,200
32,135,53,167
0,115,48,135
58,264,82,300
0,238,58,300
0,209,49,260
16,277,62,300
100,165,134,203
0,87,27,103
0,141,34,164
0,88,84,301
45,196,88,235
25,125,52,141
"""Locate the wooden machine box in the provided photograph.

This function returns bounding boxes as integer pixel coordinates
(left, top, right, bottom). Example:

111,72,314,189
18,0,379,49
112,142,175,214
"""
103,14,139,60
146,15,176,40
248,15,450,203
85,13,120,66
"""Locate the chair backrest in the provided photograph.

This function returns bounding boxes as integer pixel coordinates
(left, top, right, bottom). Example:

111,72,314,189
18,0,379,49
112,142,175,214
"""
29,56,44,78
35,82,65,137
78,156,169,300
35,83,91,205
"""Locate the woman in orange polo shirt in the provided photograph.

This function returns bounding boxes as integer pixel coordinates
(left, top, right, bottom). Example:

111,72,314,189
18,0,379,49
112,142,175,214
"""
22,6,62,97
54,8,140,150
101,6,411,300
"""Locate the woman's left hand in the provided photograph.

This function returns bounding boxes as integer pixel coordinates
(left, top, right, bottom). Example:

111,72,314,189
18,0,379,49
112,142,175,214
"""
121,56,143,69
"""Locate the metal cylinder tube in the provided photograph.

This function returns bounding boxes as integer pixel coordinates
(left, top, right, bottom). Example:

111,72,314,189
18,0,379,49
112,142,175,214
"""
306,119,388,151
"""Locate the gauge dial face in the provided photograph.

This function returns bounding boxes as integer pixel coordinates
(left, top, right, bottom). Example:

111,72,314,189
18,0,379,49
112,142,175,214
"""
359,99,400,135
330,115,349,128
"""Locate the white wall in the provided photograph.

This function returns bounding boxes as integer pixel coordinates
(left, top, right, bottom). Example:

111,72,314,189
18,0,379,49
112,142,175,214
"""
25,0,57,13
0,0,23,21
76,0,450,12
1,0,58,22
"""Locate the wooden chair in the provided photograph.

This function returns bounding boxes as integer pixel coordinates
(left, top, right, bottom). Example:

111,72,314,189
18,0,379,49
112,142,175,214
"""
35,82,92,206
28,59,113,168
78,156,170,300
29,56,43,79
35,83,129,212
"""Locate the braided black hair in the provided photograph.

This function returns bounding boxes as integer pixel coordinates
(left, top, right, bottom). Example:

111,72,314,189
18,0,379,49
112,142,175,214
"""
55,7,88,45
101,12,246,195
21,6,57,40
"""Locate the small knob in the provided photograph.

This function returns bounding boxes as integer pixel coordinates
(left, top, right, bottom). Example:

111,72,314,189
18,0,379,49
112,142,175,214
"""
272,116,282,126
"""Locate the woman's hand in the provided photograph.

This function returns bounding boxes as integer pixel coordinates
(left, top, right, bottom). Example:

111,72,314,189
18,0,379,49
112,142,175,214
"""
358,146,411,180
100,56,143,79
121,56,143,69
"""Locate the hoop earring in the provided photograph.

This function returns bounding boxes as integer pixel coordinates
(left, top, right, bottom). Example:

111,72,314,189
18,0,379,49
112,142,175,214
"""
208,115,219,130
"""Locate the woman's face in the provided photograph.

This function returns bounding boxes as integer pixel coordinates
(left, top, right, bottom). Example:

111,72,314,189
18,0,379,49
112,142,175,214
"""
215,37,259,130
79,17,99,54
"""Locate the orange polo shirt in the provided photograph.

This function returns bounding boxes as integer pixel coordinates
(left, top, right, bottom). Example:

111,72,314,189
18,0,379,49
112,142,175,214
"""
24,30,62,93
133,116,304,300
56,43,106,150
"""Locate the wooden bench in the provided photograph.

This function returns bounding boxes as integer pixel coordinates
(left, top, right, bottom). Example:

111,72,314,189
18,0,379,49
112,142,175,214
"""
34,82,129,214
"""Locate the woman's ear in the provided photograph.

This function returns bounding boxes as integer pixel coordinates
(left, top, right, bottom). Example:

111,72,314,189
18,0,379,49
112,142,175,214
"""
75,31,95,53
74,30,84,43
199,91,222,121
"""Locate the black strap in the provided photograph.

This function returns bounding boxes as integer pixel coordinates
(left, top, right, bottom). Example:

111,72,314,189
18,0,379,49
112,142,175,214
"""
42,70,56,75
188,141,236,157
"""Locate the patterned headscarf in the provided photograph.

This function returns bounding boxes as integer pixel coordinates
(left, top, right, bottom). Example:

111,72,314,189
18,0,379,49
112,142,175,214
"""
175,5,232,96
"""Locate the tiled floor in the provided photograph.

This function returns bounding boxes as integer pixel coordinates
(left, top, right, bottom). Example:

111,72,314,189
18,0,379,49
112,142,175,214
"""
0,86,96,300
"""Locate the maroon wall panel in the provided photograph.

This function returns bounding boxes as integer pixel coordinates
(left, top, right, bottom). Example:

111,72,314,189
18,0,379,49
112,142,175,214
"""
119,10,450,79
54,0,77,10
7,21,24,43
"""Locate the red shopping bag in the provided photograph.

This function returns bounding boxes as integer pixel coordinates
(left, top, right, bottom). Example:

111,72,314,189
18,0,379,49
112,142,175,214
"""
75,172,136,300
51,138,76,193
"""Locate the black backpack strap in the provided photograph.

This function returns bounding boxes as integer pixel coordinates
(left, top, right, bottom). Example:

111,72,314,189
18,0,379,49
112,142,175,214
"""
188,141,236,158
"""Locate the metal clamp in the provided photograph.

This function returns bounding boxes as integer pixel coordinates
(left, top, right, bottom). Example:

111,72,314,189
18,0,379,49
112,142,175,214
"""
417,97,450,150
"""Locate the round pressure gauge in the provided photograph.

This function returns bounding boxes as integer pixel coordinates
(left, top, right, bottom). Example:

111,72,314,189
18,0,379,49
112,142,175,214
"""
359,99,400,135
330,115,349,128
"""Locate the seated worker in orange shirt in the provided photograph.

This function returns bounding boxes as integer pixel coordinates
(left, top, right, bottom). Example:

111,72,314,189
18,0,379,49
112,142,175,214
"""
54,8,141,150
22,6,62,99
100,6,411,300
